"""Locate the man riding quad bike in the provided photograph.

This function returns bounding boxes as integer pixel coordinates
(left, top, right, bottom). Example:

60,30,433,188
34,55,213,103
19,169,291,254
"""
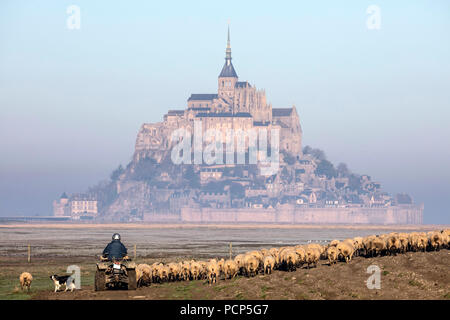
95,233,137,291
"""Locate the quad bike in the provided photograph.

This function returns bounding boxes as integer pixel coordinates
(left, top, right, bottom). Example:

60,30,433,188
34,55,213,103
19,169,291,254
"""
95,255,137,291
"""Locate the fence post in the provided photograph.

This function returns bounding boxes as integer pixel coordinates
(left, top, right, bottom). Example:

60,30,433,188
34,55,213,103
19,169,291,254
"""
229,243,232,260
27,244,31,263
134,244,136,261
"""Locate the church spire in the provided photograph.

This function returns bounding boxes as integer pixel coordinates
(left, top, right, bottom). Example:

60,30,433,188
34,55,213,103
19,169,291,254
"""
226,24,231,64
219,24,238,78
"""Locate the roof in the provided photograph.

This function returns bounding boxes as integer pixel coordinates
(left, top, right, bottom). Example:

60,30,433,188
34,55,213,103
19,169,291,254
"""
219,61,238,78
60,192,68,199
195,112,252,118
273,120,289,128
272,108,293,117
235,81,250,88
253,121,270,126
188,107,211,111
188,94,218,101
167,110,184,116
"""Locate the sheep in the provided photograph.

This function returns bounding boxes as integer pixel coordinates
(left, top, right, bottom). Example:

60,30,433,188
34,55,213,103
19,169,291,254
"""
136,264,152,287
408,233,427,252
151,263,163,283
167,262,181,282
397,233,410,254
206,260,219,285
280,249,298,271
217,258,225,277
19,272,33,292
294,246,306,268
341,239,356,257
243,254,259,277
336,242,354,263
386,234,401,256
326,246,339,265
189,261,202,280
440,230,450,248
151,262,160,282
365,235,386,257
223,259,238,279
198,261,207,279
305,247,320,269
363,235,375,256
267,248,280,268
180,261,191,281
268,248,279,259
263,255,275,274
416,234,428,252
329,239,340,247
234,254,245,275
428,231,444,251
158,265,169,283
248,250,264,271
306,243,325,258
352,237,364,256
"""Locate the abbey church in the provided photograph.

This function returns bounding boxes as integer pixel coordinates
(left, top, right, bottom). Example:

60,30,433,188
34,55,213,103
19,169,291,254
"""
134,27,302,163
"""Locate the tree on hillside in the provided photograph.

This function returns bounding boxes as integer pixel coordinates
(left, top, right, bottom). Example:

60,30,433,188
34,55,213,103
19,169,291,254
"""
303,146,326,161
315,159,337,179
131,158,157,181
110,164,125,181
337,163,350,177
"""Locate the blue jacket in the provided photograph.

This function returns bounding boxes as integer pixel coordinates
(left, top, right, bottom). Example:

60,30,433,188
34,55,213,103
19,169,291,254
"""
103,240,127,260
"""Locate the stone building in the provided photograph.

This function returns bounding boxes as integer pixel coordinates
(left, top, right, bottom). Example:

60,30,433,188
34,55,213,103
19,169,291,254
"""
133,27,303,166
53,193,98,220
52,192,69,217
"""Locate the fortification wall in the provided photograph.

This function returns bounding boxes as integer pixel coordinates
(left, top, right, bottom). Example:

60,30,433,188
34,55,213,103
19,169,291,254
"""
179,205,423,224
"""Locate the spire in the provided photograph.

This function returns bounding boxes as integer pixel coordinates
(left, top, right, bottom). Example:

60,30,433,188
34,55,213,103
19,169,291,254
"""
225,24,232,65
219,24,238,78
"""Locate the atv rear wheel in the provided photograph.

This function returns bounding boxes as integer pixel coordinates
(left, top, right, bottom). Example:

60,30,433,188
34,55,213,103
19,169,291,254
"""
127,270,137,290
95,269,106,291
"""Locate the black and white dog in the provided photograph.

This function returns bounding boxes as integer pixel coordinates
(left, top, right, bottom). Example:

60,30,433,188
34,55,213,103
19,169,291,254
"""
50,275,76,292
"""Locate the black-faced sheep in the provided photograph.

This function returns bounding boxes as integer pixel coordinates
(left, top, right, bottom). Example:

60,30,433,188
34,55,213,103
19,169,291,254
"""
206,260,219,285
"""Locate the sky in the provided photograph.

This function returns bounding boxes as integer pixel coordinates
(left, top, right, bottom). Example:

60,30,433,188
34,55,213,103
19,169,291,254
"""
0,0,449,223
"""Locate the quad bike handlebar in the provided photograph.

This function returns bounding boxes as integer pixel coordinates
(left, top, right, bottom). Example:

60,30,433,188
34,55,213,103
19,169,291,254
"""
99,255,131,262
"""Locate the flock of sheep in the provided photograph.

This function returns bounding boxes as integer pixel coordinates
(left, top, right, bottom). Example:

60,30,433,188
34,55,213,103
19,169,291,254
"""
135,229,450,286
17,229,449,291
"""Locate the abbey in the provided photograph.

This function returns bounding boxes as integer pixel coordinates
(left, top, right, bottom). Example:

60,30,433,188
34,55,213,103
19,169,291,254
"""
53,28,423,224
134,27,302,164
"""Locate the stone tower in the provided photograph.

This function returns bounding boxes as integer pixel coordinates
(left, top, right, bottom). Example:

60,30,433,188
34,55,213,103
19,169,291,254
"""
218,26,238,99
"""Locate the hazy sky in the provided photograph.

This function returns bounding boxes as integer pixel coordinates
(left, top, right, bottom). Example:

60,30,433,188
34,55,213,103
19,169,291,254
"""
0,0,449,223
